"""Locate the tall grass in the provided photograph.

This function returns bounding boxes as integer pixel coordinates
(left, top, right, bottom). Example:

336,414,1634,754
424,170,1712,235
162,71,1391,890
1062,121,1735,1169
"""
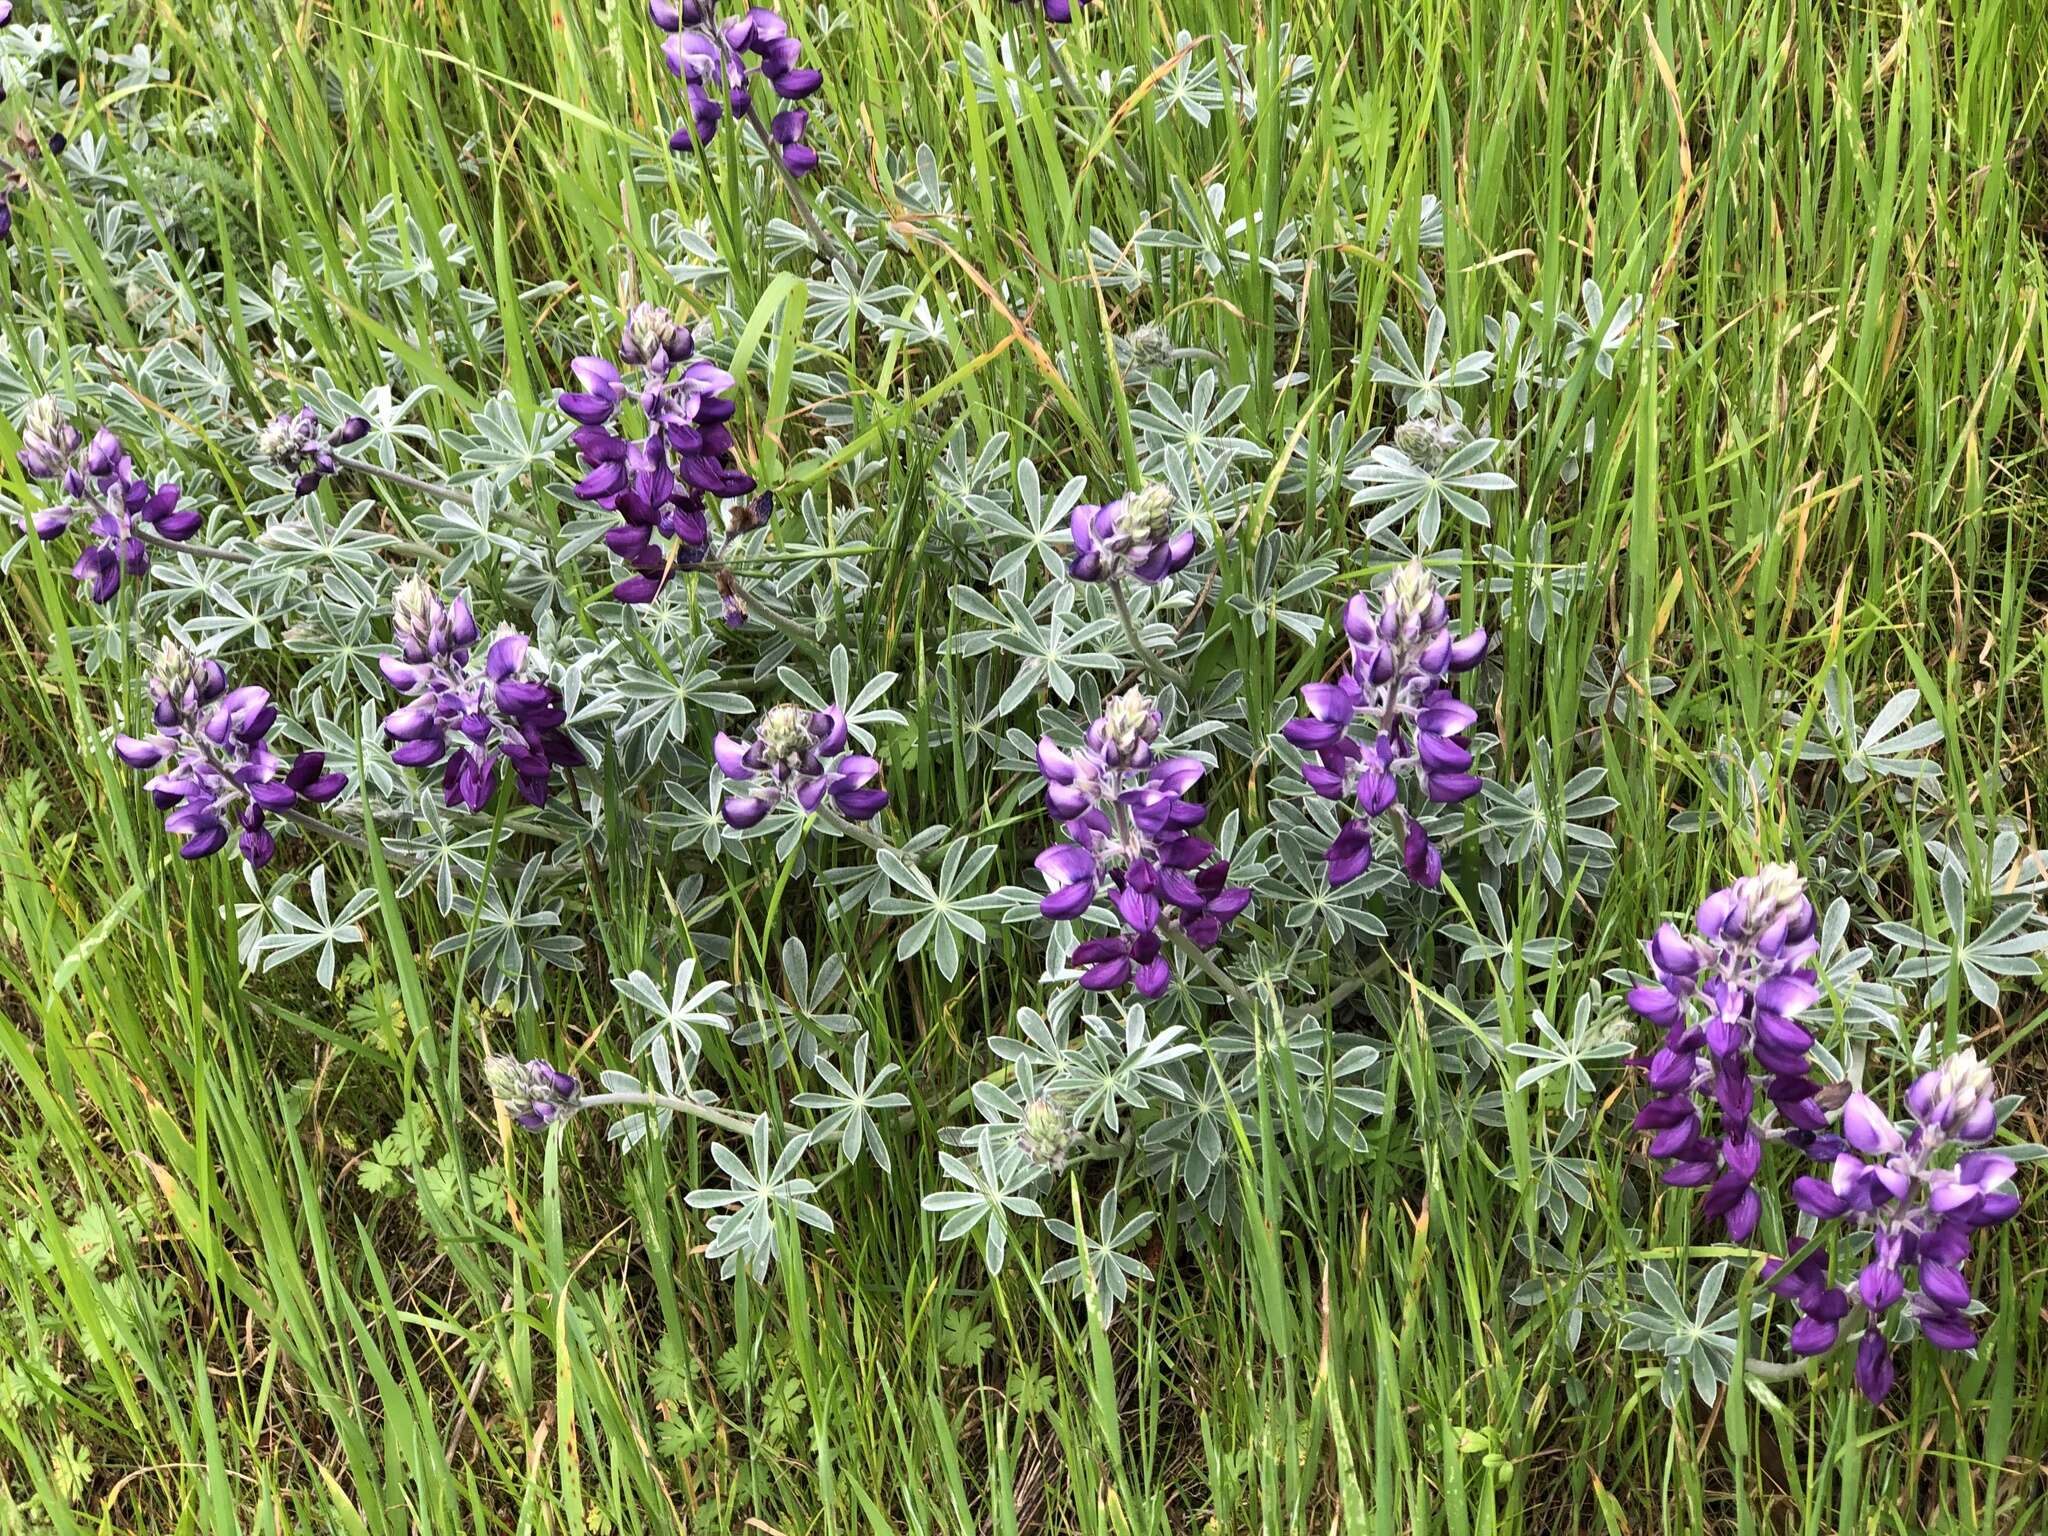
2,0,2045,1530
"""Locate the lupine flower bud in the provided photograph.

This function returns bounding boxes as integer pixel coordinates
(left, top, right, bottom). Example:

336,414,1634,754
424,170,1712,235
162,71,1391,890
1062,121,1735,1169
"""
1034,690,1249,998
1777,1050,2023,1402
483,1055,582,1132
1286,562,1487,889
15,396,81,480
1068,482,1196,585
380,580,584,811
1904,1047,1998,1143
714,702,888,828
257,406,370,497
1115,323,1176,374
1018,1095,1075,1172
1392,417,1470,473
1626,863,1825,1245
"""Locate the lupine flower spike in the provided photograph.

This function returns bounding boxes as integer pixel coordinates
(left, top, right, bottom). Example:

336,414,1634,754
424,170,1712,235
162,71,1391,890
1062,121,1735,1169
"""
114,641,348,869
650,3,824,176
257,406,371,497
380,576,586,811
14,402,199,602
1034,688,1251,998
483,1055,582,1131
713,703,887,827
1768,1049,2023,1403
558,302,756,604
1067,484,1194,585
1285,561,1487,888
1627,864,1829,1244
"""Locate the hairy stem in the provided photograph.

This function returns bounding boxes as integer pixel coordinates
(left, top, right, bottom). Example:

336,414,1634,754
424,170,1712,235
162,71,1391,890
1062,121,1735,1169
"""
138,526,257,566
1111,582,1188,691
576,1090,764,1139
335,453,476,507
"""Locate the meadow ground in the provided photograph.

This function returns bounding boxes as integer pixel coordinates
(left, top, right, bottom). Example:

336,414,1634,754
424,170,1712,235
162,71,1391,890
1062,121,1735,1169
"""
2,0,2048,1531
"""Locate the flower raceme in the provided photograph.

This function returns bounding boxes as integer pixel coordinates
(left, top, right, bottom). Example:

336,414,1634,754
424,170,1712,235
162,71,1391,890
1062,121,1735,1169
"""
380,576,586,812
15,401,198,603
1033,688,1250,998
558,302,757,604
713,703,887,828
1768,1049,2024,1403
257,406,370,497
1627,863,1830,1244
483,1055,582,1132
650,3,824,176
114,642,347,870
1067,483,1194,585
1285,562,1486,889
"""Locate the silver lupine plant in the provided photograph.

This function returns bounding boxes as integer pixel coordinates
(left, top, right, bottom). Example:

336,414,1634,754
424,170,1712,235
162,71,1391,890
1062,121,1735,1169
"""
10,126,2032,1425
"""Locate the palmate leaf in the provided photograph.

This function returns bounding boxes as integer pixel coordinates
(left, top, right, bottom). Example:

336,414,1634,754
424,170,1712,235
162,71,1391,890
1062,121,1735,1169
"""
870,838,1006,981
1793,670,1946,782
792,1033,909,1171
1041,1190,1156,1322
683,1116,830,1285
1347,435,1514,549
1369,309,1494,419
922,1136,1044,1275
1876,861,2048,1009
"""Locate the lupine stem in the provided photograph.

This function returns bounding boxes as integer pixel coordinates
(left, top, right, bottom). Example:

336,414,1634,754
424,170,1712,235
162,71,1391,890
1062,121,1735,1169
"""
575,1089,762,1139
1027,4,1082,98
137,526,257,566
1110,583,1187,690
1170,931,1259,1013
335,453,476,506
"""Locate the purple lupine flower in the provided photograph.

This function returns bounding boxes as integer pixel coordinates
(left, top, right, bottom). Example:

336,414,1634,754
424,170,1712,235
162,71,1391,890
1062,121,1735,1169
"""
482,1054,582,1131
1008,0,1092,20
650,3,824,176
1627,863,1828,1245
1284,562,1487,890
0,5,14,26
1774,1049,2023,1402
113,641,347,870
1034,688,1250,999
13,406,198,602
557,302,757,604
379,576,586,812
712,702,887,827
1068,483,1195,585
256,406,371,497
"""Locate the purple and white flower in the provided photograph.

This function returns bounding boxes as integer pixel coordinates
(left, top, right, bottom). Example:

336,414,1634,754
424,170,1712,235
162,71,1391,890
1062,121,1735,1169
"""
1627,862,1830,1245
14,404,199,603
1034,688,1250,998
113,642,347,870
650,3,824,176
256,406,371,497
1773,1049,2023,1402
1068,483,1195,585
380,576,586,811
1285,562,1487,888
558,302,757,604
713,702,887,828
